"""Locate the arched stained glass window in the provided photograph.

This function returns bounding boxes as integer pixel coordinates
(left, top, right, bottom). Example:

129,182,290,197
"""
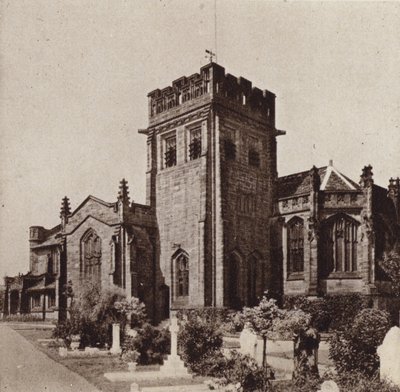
81,230,101,280
176,253,189,297
319,214,358,276
287,217,304,274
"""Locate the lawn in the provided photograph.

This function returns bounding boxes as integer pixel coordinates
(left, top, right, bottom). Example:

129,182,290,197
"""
12,325,209,392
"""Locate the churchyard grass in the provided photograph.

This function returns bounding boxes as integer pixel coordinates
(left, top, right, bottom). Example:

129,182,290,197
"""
11,325,209,392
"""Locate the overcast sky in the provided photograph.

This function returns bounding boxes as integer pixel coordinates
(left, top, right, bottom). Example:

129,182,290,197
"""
1,0,399,278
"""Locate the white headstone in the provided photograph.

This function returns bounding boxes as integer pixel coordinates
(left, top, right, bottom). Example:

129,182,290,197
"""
377,326,400,387
239,325,258,359
318,380,340,392
110,323,122,354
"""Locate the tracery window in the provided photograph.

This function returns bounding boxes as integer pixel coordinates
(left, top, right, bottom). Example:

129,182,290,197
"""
189,127,202,160
175,253,189,297
319,214,358,276
287,217,304,274
164,135,177,168
81,230,101,279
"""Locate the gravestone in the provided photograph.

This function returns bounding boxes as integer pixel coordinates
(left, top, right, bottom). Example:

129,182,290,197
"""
159,313,191,377
318,380,339,392
239,324,258,359
377,326,400,387
292,326,320,383
110,323,122,354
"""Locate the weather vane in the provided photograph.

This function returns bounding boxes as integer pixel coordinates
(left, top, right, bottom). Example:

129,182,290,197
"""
205,49,216,63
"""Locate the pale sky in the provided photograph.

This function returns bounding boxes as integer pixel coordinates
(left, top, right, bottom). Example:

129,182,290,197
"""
1,0,399,278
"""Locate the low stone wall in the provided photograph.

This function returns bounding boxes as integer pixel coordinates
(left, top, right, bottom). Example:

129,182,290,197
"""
59,347,113,357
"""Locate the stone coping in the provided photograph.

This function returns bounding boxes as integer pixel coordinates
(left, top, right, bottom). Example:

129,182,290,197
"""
105,370,193,383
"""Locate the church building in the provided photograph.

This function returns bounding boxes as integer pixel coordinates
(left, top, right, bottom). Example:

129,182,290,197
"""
3,63,399,321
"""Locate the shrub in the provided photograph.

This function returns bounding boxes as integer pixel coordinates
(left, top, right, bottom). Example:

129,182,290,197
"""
54,279,148,348
52,317,80,348
283,294,371,332
218,351,273,392
132,323,170,365
329,308,391,376
178,313,223,371
334,371,400,392
220,311,245,334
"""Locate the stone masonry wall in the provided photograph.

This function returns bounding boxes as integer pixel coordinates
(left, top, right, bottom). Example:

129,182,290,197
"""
66,216,117,296
218,109,276,307
155,117,208,308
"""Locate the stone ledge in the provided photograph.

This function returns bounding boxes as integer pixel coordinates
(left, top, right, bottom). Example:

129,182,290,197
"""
104,370,193,383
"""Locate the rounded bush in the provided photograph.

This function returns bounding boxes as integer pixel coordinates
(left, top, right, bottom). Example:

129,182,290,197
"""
329,308,391,376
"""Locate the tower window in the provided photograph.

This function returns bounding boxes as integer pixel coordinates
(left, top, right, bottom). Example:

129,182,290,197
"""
248,149,260,167
164,135,177,168
189,127,202,160
176,253,189,297
287,217,304,274
224,139,236,160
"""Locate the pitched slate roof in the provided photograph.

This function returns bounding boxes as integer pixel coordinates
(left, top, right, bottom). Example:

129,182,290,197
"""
278,164,360,199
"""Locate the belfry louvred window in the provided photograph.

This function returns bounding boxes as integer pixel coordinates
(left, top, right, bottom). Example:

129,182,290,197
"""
189,127,201,160
164,135,177,167
287,217,304,274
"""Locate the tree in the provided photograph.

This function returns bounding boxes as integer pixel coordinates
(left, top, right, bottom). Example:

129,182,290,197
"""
379,246,400,297
241,296,282,368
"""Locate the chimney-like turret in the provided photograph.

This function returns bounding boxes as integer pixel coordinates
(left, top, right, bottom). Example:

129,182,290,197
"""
60,196,71,229
118,178,130,206
360,165,374,188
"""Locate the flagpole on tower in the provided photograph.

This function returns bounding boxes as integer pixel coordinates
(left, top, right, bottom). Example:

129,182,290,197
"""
214,0,218,63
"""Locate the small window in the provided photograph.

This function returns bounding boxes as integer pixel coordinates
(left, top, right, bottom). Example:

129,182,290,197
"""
32,295,41,308
224,139,236,160
189,127,202,160
248,149,260,167
164,135,177,168
48,293,56,308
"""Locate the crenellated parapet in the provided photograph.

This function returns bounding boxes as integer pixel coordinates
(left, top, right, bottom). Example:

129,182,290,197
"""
29,226,46,243
147,63,275,126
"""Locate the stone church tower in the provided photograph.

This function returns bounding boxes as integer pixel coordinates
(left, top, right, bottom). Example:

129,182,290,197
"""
141,63,282,310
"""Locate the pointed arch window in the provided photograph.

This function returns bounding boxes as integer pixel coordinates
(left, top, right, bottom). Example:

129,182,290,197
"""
175,253,189,297
287,217,304,274
319,214,358,277
81,230,102,280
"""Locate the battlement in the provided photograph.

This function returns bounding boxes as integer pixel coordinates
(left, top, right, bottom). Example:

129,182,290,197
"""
148,63,275,124
29,226,46,242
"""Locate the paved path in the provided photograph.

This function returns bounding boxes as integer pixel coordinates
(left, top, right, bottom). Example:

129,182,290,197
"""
0,325,100,392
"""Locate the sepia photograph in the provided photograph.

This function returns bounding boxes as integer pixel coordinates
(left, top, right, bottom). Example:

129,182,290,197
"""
0,1,399,391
